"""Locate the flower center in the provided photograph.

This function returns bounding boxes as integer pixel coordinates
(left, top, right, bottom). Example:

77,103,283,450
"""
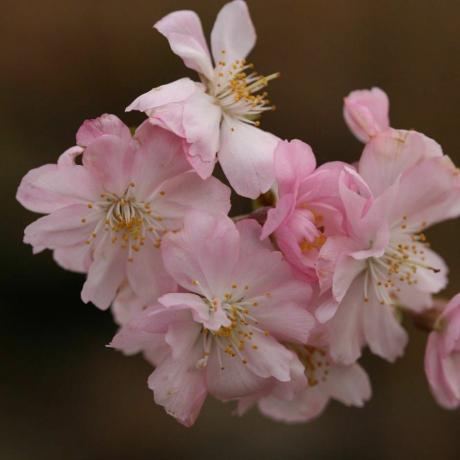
210,51,279,125
83,183,167,261
194,284,271,370
294,207,326,254
289,344,331,387
364,216,440,305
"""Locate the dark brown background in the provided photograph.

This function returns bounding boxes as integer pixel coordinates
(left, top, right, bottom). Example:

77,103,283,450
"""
2,1,460,459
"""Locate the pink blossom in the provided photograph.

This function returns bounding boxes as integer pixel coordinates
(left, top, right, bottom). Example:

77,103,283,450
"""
238,325,371,423
343,87,390,142
126,0,279,198
425,294,460,409
261,139,348,280
317,90,460,364
17,114,231,310
111,212,315,426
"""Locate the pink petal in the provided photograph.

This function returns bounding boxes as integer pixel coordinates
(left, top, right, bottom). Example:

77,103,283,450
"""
244,334,296,382
111,283,149,325
82,134,134,197
218,117,278,199
159,293,230,331
359,129,442,197
210,0,256,65
23,204,100,249
274,139,316,196
343,87,390,142
126,243,177,304
161,211,239,298
126,78,199,117
182,90,222,173
16,159,101,214
259,388,327,423
425,334,460,408
53,244,92,274
332,255,365,303
155,171,231,221
165,320,202,360
81,241,127,310
392,155,460,228
261,194,295,239
328,275,365,365
76,114,131,146
325,363,372,406
148,342,207,427
206,349,270,400
154,11,213,80
362,295,408,362
185,153,216,180
255,303,314,345
131,121,190,199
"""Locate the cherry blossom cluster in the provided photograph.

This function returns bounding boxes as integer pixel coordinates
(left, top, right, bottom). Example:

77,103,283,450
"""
17,1,460,426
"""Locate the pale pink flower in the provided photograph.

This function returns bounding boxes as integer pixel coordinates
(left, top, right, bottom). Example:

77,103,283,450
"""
238,325,371,423
127,0,279,198
111,212,315,426
261,139,348,280
425,295,460,409
317,90,460,364
17,114,231,310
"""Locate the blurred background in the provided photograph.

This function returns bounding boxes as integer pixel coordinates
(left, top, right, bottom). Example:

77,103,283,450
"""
2,0,460,459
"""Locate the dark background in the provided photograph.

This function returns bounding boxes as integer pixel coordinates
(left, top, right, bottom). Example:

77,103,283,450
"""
2,1,460,459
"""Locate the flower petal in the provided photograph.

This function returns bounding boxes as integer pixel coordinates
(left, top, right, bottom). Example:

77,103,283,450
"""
206,348,270,400
131,121,190,199
81,240,127,310
154,11,214,80
219,117,278,199
53,244,92,274
23,204,100,250
76,114,131,146
155,171,231,222
325,363,372,406
359,129,442,197
17,158,101,214
182,90,222,174
126,243,177,304
148,341,207,427
362,295,408,362
82,134,134,196
328,275,366,365
159,292,230,331
161,211,239,298
343,87,389,142
210,0,256,65
274,139,316,196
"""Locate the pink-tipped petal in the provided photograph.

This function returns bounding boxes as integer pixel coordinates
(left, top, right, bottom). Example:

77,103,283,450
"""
344,87,390,142
76,114,131,146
